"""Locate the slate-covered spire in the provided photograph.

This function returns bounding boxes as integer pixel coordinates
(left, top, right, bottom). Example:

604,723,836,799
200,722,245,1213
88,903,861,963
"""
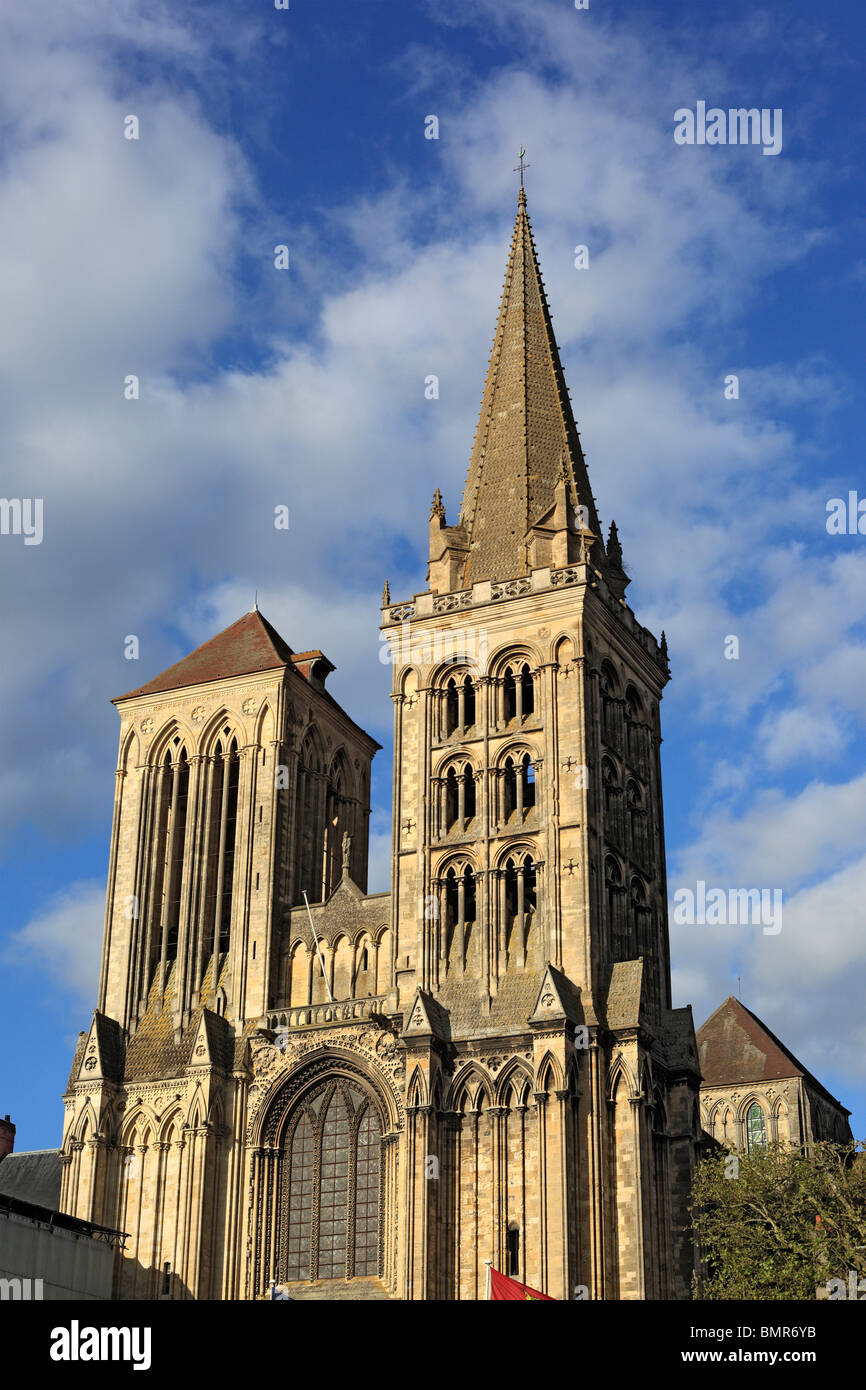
458,186,602,585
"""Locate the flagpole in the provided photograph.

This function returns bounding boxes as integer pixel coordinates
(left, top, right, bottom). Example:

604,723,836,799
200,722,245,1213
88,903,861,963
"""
485,1259,493,1301
303,890,334,1004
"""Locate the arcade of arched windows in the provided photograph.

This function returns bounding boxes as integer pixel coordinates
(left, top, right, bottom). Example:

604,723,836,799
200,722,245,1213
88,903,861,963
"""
434,671,477,740
431,657,539,748
276,927,392,1010
431,746,539,841
427,849,540,982
432,759,478,837
707,1095,796,1151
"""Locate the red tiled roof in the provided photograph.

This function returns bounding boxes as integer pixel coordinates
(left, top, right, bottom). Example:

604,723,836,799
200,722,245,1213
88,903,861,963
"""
114,610,295,701
696,996,848,1111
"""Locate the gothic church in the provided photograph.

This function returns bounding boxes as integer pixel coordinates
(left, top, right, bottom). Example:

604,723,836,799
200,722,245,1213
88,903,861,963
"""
59,187,704,1300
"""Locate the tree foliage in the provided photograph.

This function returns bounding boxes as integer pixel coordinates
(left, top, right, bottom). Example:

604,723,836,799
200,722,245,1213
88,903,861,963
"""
690,1139,866,1300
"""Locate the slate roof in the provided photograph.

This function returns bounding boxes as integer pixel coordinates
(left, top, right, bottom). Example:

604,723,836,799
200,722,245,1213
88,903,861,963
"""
114,610,295,701
459,188,602,584
0,1150,63,1209
697,996,849,1112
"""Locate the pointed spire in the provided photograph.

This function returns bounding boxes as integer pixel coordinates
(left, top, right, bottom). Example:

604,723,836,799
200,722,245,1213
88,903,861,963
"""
607,520,622,567
430,488,446,521
660,630,669,661
382,579,390,606
459,187,602,584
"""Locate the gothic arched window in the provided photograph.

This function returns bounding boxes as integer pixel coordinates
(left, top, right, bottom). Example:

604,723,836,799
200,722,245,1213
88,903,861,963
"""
503,667,517,723
463,764,476,821
746,1102,767,1153
627,779,647,863
521,753,536,812
462,675,476,729
629,875,649,957
519,662,534,717
600,661,620,748
163,747,189,963
605,855,624,955
293,730,324,905
503,853,536,962
626,684,648,770
283,1079,382,1283
445,677,459,735
445,766,459,829
602,756,620,840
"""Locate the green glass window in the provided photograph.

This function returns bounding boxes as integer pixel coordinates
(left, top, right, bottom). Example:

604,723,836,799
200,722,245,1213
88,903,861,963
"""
746,1102,767,1152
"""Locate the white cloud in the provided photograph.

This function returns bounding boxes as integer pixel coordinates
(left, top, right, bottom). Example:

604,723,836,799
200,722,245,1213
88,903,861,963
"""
7,880,105,1006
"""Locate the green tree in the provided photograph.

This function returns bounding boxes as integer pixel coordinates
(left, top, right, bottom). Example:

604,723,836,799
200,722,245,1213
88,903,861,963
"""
690,1140,866,1300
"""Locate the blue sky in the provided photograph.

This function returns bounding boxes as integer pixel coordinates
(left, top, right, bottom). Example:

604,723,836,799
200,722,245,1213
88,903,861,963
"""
1,0,865,1147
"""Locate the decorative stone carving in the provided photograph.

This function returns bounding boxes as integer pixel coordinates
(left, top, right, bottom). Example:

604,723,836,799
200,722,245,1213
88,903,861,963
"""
246,1023,406,1144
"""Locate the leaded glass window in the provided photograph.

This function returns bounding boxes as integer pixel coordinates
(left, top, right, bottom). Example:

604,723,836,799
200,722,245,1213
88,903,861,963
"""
281,1079,382,1282
746,1102,767,1152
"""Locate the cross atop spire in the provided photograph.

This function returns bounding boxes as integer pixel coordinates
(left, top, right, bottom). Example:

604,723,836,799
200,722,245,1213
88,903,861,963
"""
513,146,530,190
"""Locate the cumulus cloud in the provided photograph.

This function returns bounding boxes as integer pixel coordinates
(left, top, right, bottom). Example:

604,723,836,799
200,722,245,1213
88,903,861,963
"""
7,881,105,1006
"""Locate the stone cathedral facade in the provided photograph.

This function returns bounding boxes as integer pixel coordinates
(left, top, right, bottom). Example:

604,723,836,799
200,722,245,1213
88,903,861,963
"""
59,188,703,1301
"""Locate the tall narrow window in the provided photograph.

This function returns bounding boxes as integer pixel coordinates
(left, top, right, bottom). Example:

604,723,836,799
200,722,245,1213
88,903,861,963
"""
503,757,517,819
746,1103,767,1153
503,667,516,722
445,767,459,830
294,731,324,905
601,661,620,748
627,779,647,863
520,663,534,717
354,1106,381,1276
463,865,476,922
462,675,476,728
218,740,240,953
150,745,190,987
521,753,535,812
283,1081,382,1283
164,747,189,961
463,765,476,821
605,856,624,956
629,876,648,957
284,1112,314,1281
506,1227,520,1277
318,1091,351,1279
445,677,459,735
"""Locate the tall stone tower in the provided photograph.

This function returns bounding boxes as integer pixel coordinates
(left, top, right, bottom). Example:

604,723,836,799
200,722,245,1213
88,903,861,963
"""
59,188,702,1301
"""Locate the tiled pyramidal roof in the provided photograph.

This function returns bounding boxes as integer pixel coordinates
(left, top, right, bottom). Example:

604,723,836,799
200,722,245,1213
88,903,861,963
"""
459,187,603,585
115,610,295,701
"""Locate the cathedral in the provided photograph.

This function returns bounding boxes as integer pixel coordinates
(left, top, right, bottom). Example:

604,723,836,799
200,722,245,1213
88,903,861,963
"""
58,186,705,1301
